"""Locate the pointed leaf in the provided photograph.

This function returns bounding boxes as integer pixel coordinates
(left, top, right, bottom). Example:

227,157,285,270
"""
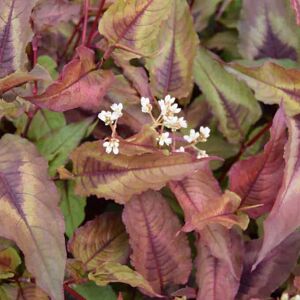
70,140,212,203
122,190,192,295
26,46,114,112
229,109,287,218
0,0,37,77
239,0,300,60
194,47,261,143
196,242,239,300
98,0,172,57
0,134,66,300
225,61,300,116
57,181,86,238
68,213,129,271
146,0,199,98
88,262,158,297
238,231,300,299
254,113,300,267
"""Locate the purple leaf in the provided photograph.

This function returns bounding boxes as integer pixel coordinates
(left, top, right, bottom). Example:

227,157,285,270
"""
238,231,300,299
229,108,287,218
122,190,192,295
254,112,300,268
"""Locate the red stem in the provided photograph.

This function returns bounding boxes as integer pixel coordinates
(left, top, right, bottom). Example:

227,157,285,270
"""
64,282,85,300
32,36,39,95
81,0,90,45
86,0,106,46
59,17,83,60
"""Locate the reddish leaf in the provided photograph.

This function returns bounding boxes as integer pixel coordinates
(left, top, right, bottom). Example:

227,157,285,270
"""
196,241,240,300
254,112,300,268
122,190,192,295
291,0,300,25
229,109,287,218
70,139,212,204
68,213,129,271
0,134,66,300
238,231,300,299
26,46,114,112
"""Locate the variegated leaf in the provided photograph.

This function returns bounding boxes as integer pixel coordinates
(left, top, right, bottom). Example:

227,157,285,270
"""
0,134,66,300
122,190,192,295
98,0,172,57
68,213,129,271
194,47,261,143
146,0,199,98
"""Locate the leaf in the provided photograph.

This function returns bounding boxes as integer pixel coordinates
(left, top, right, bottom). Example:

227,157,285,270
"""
229,109,287,218
239,0,300,60
196,242,240,300
72,282,116,300
17,284,50,300
98,0,172,57
194,47,261,143
57,181,86,238
146,0,199,98
0,99,26,122
0,134,66,300
191,0,222,32
291,0,300,25
122,190,192,295
88,262,158,297
237,231,300,299
28,109,66,141
38,55,58,80
0,247,21,279
35,117,94,176
26,46,114,112
31,0,80,32
70,140,213,203
182,190,249,232
68,213,129,271
0,0,37,77
253,112,300,268
225,61,300,116
169,162,244,279
169,161,248,233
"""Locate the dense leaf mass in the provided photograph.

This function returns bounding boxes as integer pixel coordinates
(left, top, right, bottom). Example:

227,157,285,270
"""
1,0,300,299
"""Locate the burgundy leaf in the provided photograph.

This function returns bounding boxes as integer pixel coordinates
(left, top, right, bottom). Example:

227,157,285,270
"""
26,46,114,112
229,108,287,218
254,112,300,268
238,231,300,299
122,190,192,295
196,240,240,300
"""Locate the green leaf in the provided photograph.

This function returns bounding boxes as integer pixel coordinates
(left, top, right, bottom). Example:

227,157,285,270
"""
35,117,94,176
0,247,21,279
37,55,58,80
193,46,261,143
57,181,86,238
28,109,66,141
73,282,116,300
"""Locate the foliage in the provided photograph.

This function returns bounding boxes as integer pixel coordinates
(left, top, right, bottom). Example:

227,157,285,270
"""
1,0,300,299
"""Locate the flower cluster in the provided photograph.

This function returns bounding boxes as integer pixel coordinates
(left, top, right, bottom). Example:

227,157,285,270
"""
98,95,210,158
281,293,300,300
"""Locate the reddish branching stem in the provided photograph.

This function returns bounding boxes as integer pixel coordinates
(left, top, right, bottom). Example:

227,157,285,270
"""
63,282,86,300
86,0,106,46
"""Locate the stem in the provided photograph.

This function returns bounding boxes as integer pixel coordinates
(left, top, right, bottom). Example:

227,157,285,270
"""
31,36,39,95
64,282,86,300
81,0,90,45
59,17,83,60
86,0,106,46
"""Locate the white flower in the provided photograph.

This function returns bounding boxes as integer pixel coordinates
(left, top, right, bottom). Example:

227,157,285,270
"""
158,95,181,117
98,110,114,125
163,116,187,131
197,149,208,159
176,146,185,152
291,295,300,300
157,132,172,146
141,97,152,113
103,138,120,155
111,103,123,120
199,126,210,142
184,129,200,143
281,293,289,300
